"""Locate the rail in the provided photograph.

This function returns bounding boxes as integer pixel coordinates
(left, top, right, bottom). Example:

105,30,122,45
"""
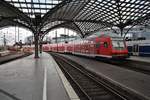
50,53,140,100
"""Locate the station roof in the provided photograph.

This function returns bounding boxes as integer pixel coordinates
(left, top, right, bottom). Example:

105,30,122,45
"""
4,0,62,18
0,0,150,37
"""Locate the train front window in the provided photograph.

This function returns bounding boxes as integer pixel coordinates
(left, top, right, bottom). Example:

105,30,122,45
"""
112,40,125,50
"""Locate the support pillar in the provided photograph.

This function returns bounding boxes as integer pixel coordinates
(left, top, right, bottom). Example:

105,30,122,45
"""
34,33,39,58
39,35,43,54
120,27,123,37
39,43,42,53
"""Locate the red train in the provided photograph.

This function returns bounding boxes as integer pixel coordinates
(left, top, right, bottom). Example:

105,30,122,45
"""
43,32,129,59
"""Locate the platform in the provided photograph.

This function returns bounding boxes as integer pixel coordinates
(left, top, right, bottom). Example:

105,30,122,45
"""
0,50,10,56
60,54,150,100
0,52,78,100
128,56,150,63
0,52,28,64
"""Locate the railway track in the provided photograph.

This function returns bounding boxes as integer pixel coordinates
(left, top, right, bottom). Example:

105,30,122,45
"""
51,53,141,100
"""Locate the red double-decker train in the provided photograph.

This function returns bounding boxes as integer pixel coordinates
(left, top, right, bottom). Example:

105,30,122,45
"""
43,32,129,59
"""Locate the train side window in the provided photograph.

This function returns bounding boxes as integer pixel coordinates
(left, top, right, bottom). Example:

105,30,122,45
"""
104,42,108,48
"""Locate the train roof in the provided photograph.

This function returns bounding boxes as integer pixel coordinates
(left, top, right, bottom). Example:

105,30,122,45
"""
86,32,121,40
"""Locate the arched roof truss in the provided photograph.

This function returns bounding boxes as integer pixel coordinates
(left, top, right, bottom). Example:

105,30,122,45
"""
0,0,150,37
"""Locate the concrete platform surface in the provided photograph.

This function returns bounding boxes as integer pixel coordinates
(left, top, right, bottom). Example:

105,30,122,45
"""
60,54,150,100
128,56,150,63
0,53,27,64
0,52,71,100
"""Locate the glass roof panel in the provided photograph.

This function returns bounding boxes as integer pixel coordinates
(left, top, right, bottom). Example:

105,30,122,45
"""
5,0,63,18
33,0,39,3
13,3,20,7
21,4,27,7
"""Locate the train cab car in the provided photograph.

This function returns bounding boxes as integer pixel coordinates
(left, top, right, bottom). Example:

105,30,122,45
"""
109,34,129,58
84,32,129,59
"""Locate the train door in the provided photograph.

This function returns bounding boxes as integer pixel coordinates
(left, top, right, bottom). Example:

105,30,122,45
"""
132,44,139,56
101,41,110,55
95,41,100,54
90,42,95,54
98,38,111,56
64,44,67,53
95,37,101,54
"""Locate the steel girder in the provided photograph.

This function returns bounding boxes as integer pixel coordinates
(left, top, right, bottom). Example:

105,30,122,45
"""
42,0,73,24
0,0,31,24
42,21,84,37
0,0,34,32
0,18,34,32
